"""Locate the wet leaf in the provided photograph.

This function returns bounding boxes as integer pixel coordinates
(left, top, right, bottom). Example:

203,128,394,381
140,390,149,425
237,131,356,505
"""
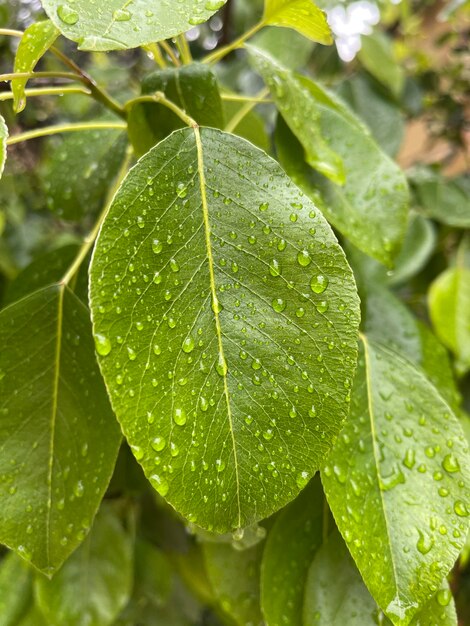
410,579,457,626
12,20,59,113
387,213,436,286
128,64,224,156
273,82,409,266
249,46,345,184
322,337,470,625
44,129,128,220
35,505,133,626
263,0,332,45
429,237,470,376
0,285,121,575
261,477,324,626
89,126,360,533
0,114,7,180
0,551,33,626
40,0,227,51
203,539,264,626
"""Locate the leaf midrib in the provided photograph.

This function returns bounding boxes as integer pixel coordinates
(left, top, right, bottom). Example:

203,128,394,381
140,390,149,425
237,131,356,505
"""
194,126,242,529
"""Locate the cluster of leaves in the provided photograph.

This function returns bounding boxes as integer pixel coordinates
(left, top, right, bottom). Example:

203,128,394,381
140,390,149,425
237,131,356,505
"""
0,0,469,624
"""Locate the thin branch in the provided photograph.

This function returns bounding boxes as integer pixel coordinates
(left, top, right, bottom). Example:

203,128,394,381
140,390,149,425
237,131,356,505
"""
7,121,127,145
0,86,91,101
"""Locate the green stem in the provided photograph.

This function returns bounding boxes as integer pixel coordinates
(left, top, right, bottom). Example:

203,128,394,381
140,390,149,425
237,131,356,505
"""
176,34,192,64
0,86,91,101
49,46,126,120
0,71,80,82
61,148,133,286
124,93,196,127
7,121,127,145
0,28,23,38
160,40,181,66
143,43,167,69
221,93,272,103
203,21,264,64
224,87,269,133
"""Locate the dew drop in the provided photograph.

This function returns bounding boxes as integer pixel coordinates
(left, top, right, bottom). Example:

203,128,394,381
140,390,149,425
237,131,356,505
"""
151,436,166,452
94,333,111,356
173,407,187,426
182,336,195,354
57,4,79,25
310,275,329,294
271,298,286,313
296,471,309,489
150,474,169,497
152,239,163,254
442,453,460,473
297,250,312,267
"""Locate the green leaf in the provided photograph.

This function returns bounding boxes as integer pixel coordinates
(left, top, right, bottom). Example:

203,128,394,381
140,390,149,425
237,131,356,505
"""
0,551,33,626
322,337,470,625
304,531,457,626
268,69,409,266
203,539,264,626
387,213,436,286
410,168,470,229
263,0,333,45
16,608,49,626
222,100,269,152
4,244,80,305
303,530,383,625
248,46,345,184
40,0,227,51
358,32,405,99
89,126,360,533
253,26,314,69
0,114,7,179
35,505,133,626
429,238,470,376
337,73,405,157
44,129,128,220
261,477,324,626
128,64,224,157
0,285,121,575
12,20,59,113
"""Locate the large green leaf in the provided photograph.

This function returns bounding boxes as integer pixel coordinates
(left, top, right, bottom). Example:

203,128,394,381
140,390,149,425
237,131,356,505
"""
35,505,133,626
12,20,59,113
89,126,360,533
0,114,7,179
252,26,314,69
40,0,227,51
248,46,345,184
261,477,324,626
0,551,33,626
44,128,128,220
203,539,264,626
263,0,332,45
304,531,457,626
358,32,405,99
322,337,470,625
128,64,224,156
429,238,470,376
263,54,409,266
0,285,121,575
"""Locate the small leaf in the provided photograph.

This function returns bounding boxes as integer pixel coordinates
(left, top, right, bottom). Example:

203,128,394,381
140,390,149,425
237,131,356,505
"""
303,530,383,625
263,0,333,45
429,237,470,376
0,285,121,575
223,100,269,152
249,46,345,184
203,539,264,626
89,127,360,533
322,337,470,625
40,0,227,51
261,477,324,626
275,92,409,266
0,114,7,179
44,128,127,220
128,64,224,156
0,551,33,626
12,20,59,113
35,505,133,626
358,32,405,98
387,213,436,286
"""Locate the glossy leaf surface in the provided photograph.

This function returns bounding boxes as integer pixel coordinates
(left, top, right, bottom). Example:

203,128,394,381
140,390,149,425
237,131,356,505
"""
36,505,133,626
44,129,127,220
41,0,227,50
128,64,224,156
273,82,409,266
249,46,345,184
89,127,360,533
0,285,121,575
261,477,324,626
12,20,59,113
263,0,332,45
322,337,470,625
